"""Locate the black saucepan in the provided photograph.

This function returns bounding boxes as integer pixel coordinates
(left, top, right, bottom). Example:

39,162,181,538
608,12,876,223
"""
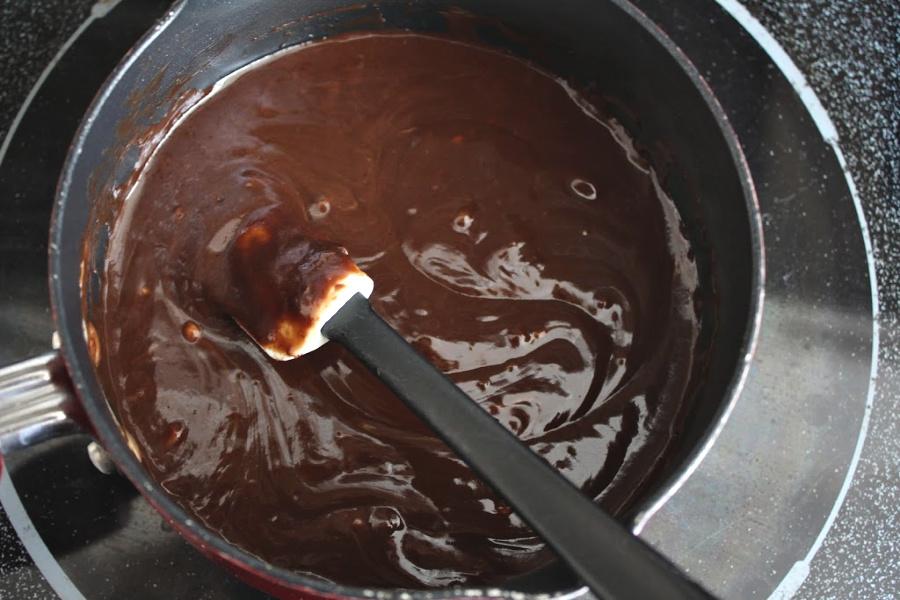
0,0,762,598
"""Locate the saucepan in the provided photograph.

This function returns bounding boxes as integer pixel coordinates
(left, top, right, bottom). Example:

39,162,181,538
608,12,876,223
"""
0,0,763,597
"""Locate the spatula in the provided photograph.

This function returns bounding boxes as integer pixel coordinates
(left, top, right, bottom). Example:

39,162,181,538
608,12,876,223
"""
220,204,715,600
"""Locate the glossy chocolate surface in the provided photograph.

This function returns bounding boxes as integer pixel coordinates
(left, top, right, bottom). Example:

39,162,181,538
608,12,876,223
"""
94,33,701,588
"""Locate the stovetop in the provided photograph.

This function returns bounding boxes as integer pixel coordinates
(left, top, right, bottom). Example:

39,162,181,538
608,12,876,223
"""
0,0,896,598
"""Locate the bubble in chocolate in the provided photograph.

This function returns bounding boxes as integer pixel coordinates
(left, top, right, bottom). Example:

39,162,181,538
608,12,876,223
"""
571,178,597,200
369,506,405,533
453,211,474,232
182,321,202,343
309,197,331,219
163,422,185,448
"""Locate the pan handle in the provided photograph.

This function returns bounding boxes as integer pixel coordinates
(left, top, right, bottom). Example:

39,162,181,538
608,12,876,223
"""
0,352,85,458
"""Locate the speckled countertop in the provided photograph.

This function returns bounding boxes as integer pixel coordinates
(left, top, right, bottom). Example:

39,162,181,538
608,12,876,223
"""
669,0,898,596
0,0,896,598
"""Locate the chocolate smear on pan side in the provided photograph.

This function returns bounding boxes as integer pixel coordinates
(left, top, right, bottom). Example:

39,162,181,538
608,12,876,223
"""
92,32,701,588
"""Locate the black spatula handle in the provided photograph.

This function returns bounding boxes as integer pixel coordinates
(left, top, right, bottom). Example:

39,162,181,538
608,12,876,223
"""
322,293,714,600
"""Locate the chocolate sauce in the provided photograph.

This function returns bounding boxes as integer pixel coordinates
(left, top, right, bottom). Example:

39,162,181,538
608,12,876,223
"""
94,32,700,588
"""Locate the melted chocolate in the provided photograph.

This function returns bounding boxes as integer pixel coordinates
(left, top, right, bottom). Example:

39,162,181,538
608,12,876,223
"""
94,33,700,588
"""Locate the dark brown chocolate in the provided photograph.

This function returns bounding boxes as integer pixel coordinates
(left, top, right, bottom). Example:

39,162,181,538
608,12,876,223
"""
94,32,700,588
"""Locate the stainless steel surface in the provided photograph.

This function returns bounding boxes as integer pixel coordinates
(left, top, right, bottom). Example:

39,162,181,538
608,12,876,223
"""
0,352,82,454
622,2,878,597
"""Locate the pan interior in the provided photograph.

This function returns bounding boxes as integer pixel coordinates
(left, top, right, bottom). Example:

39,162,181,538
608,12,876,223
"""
59,0,760,596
